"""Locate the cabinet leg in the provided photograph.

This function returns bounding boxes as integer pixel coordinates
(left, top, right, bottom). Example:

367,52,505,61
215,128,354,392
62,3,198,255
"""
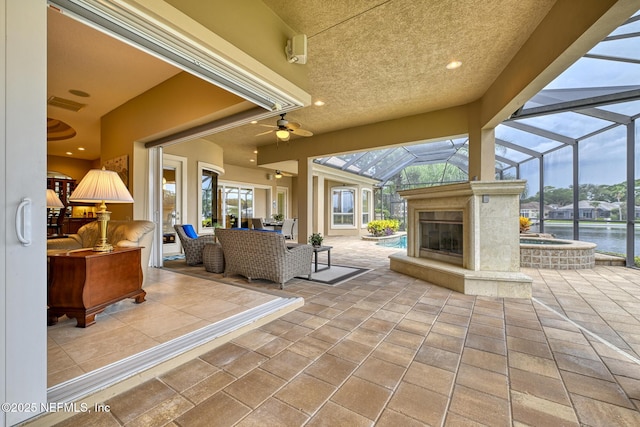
134,290,146,304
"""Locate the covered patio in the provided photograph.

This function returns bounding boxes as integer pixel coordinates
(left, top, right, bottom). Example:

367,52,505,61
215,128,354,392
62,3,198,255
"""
44,235,640,426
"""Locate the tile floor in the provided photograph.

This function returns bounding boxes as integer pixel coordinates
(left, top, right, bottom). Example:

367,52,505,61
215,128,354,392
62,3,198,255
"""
47,269,282,387
50,236,640,426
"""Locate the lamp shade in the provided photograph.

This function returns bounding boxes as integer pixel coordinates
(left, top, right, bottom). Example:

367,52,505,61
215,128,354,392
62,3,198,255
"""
46,189,64,208
69,168,134,204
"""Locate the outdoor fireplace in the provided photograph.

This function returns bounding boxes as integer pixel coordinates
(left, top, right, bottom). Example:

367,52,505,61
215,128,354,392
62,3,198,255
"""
419,211,463,265
389,181,532,298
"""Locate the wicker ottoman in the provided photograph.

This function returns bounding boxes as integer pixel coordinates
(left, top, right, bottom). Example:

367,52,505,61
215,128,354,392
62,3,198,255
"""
203,242,224,273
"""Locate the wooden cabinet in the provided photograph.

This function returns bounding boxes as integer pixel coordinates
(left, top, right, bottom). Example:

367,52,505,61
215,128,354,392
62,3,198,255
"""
47,247,145,327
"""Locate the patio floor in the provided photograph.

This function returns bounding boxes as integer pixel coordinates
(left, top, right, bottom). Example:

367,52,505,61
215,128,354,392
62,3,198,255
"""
47,235,640,426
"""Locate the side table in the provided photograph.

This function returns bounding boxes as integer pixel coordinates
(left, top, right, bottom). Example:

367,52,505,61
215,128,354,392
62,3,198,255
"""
203,242,225,273
48,247,145,327
312,245,333,272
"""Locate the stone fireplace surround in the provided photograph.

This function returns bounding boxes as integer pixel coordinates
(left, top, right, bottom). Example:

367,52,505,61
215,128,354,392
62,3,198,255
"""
389,181,532,298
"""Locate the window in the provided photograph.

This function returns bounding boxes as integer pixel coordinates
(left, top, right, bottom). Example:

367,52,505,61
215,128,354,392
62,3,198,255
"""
197,162,223,233
362,189,372,227
332,187,356,227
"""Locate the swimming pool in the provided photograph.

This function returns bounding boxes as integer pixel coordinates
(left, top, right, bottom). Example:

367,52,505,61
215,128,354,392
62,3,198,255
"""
377,235,407,248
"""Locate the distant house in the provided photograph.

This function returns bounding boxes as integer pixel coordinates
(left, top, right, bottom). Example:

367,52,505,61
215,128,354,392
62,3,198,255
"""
520,202,553,219
547,200,620,220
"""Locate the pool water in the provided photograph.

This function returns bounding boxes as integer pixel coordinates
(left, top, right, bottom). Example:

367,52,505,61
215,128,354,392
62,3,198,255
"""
520,238,570,245
377,235,407,248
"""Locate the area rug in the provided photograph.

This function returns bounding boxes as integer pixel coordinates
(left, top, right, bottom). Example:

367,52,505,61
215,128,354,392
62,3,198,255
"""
162,259,370,288
163,254,185,261
300,264,371,286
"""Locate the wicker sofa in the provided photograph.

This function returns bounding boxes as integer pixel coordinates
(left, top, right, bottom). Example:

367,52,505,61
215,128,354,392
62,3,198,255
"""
214,228,314,289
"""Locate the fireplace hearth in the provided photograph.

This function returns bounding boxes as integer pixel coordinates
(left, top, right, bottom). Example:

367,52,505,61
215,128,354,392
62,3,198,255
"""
389,181,532,298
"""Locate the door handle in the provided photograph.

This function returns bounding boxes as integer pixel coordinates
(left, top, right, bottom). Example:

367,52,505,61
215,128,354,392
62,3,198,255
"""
16,197,32,246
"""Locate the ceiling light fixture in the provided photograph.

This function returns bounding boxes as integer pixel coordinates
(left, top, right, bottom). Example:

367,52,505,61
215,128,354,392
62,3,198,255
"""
276,129,290,141
446,60,462,70
275,170,283,179
314,100,325,106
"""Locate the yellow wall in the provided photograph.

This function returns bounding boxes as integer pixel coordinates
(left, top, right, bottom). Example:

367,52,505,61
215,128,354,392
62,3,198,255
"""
47,155,97,181
164,0,307,91
101,71,246,220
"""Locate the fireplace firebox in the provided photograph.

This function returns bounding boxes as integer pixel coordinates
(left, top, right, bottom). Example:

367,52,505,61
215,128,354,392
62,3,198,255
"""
419,211,463,265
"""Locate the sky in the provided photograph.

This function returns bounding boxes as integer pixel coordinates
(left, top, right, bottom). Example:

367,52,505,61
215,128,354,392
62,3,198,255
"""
495,11,640,195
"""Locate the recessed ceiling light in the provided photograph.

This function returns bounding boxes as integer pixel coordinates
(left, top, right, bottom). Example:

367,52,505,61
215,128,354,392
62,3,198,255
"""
314,100,325,106
446,60,462,70
253,150,258,154
78,147,85,151
250,120,258,124
65,151,73,155
250,159,255,162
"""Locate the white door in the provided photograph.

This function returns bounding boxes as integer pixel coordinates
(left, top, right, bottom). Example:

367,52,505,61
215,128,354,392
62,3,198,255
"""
1,1,48,425
162,154,187,256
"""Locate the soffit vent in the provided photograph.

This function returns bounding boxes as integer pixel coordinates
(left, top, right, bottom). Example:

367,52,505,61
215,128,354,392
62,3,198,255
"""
47,96,86,112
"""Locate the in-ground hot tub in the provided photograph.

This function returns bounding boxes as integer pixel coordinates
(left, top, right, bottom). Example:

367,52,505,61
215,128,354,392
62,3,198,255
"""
520,236,596,269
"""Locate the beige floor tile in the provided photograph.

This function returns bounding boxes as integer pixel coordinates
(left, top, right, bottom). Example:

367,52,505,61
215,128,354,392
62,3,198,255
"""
224,368,286,409
306,401,373,427
327,339,373,364
414,345,460,372
561,370,635,409
448,384,510,427
181,370,237,405
371,341,416,368
377,409,429,426
275,374,336,415
235,397,308,426
126,394,194,427
331,376,391,420
511,390,579,426
354,356,406,389
570,394,640,426
404,361,454,396
107,379,177,425
304,353,357,386
388,382,448,425
159,359,219,393
260,349,312,381
175,392,250,427
510,367,572,406
455,363,508,399
509,351,562,379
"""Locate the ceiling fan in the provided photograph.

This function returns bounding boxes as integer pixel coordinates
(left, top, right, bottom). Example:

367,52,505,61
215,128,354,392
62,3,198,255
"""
255,113,313,141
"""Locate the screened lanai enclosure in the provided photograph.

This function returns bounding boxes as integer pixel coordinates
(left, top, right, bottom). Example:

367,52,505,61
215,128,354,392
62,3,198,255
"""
314,10,640,267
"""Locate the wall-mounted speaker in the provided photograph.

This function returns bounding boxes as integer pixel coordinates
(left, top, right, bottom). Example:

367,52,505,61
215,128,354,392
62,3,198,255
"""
286,34,307,64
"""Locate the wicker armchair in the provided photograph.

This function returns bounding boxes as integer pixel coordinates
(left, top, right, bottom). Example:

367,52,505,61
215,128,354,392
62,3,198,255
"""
174,224,216,265
215,228,313,289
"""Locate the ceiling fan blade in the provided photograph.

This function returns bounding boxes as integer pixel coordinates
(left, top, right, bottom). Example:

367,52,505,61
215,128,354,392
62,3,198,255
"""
291,128,313,137
287,122,301,130
257,124,277,128
255,129,275,136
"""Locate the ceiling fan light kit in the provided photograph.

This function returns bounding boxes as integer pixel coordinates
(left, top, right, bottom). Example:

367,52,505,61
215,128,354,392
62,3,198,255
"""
255,113,313,142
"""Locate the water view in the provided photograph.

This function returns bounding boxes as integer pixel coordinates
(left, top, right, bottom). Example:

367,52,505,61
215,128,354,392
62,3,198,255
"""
379,223,639,256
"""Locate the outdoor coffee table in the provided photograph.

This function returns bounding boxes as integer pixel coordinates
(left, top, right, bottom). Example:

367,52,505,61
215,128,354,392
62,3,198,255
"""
312,245,332,272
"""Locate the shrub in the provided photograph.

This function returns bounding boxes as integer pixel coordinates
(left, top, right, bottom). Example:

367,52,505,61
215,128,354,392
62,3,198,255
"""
367,219,400,237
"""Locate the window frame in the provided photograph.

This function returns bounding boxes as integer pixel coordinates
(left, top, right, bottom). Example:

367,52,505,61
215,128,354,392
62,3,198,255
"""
331,186,357,229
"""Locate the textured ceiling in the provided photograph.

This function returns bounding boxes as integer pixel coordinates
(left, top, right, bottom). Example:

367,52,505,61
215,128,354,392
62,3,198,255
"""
48,0,558,167
204,0,557,167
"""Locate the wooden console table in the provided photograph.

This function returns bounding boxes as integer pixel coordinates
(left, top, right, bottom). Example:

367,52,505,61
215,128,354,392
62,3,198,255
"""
48,247,145,327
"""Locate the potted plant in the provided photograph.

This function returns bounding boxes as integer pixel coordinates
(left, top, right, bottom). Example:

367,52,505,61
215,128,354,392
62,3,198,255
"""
309,232,323,247
272,213,284,222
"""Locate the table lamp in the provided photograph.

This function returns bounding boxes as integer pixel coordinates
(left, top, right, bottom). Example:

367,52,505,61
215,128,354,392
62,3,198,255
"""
46,189,64,208
69,167,134,252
